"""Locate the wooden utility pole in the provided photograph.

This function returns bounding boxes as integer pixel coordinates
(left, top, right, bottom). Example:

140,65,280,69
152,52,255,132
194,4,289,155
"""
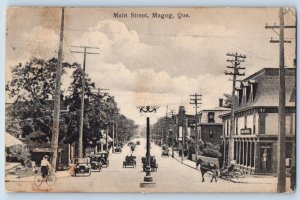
265,8,296,192
71,46,99,157
51,7,64,170
224,52,246,166
277,7,286,193
190,93,202,161
164,105,168,145
169,110,176,158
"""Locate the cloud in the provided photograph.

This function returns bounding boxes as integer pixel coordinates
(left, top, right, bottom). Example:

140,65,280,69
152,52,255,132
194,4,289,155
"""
6,16,296,125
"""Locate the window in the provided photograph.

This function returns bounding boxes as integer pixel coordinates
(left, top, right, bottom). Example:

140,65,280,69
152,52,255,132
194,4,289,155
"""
208,112,215,123
209,129,214,138
244,116,247,129
238,89,243,105
253,114,256,134
246,86,251,102
227,120,229,135
252,83,258,101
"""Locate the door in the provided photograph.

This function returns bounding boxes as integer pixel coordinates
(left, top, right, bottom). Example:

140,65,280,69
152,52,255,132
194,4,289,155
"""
259,144,272,174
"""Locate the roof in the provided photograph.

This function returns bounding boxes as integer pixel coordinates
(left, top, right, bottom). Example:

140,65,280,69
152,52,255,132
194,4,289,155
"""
5,132,23,147
234,68,295,111
201,106,230,112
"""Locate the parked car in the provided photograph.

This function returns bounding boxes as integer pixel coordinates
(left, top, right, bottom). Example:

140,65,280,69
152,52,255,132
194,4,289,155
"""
89,155,102,172
98,152,109,167
74,158,91,176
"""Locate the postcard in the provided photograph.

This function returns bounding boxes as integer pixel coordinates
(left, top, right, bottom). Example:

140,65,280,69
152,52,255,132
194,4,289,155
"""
5,7,296,193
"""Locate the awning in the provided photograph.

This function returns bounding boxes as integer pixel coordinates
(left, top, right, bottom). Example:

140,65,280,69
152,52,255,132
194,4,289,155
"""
101,134,113,142
5,132,23,147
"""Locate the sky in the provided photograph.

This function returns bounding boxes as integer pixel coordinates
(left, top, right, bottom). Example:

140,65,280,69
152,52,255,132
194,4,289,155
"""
5,7,296,125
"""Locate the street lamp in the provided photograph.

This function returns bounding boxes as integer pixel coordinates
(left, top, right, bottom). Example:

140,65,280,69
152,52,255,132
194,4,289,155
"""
138,105,158,188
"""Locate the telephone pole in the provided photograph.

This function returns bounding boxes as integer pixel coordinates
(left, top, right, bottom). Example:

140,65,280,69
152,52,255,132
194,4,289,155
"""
265,7,296,193
51,7,64,170
169,109,176,158
71,46,99,157
190,93,202,161
224,52,246,166
164,105,169,145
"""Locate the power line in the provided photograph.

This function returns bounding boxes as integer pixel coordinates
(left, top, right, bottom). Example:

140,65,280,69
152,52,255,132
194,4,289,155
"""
190,93,202,161
70,45,100,157
224,52,246,167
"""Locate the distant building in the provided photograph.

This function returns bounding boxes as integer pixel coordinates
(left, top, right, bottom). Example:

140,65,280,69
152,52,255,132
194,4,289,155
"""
220,68,295,175
199,99,230,144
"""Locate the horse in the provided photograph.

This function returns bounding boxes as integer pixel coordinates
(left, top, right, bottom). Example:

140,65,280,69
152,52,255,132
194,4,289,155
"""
196,159,218,182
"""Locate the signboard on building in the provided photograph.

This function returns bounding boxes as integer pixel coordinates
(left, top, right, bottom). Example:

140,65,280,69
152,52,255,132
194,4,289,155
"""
178,126,183,141
240,128,251,135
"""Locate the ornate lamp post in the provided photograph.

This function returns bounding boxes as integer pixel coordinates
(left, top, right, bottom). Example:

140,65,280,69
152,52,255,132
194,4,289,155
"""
139,105,158,188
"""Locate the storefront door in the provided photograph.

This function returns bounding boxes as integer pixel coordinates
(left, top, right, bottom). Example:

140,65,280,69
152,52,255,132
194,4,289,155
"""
259,144,272,174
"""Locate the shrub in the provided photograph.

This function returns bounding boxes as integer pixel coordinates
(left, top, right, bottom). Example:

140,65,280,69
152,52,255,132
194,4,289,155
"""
9,144,31,166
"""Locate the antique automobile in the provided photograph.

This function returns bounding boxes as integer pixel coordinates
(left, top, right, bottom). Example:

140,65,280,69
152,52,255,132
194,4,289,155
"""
99,152,109,167
74,157,91,176
123,155,136,168
142,156,158,172
114,146,122,153
161,145,170,157
89,155,102,172
161,148,170,157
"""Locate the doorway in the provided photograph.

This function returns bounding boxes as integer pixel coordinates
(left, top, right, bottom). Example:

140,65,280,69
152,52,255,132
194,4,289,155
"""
259,144,272,174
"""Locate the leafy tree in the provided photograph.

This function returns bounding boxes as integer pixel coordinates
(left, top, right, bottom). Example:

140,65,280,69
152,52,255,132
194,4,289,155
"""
8,144,31,166
6,57,78,148
223,93,232,108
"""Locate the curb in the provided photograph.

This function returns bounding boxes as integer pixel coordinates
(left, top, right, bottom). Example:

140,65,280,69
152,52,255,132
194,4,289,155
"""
172,156,197,170
172,156,248,184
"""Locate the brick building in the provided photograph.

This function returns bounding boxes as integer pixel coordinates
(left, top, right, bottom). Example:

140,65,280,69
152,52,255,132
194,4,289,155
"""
220,68,296,175
199,99,230,144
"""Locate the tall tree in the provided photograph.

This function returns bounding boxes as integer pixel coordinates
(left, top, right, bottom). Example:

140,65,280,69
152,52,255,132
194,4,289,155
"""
6,57,78,148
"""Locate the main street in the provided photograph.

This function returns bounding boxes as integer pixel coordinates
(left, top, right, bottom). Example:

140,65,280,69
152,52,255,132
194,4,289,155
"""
6,138,285,193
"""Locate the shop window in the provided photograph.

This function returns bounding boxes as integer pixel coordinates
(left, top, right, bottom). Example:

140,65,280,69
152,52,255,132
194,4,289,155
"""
209,129,214,138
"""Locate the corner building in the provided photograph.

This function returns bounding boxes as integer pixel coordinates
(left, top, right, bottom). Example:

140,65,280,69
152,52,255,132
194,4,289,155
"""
220,68,295,175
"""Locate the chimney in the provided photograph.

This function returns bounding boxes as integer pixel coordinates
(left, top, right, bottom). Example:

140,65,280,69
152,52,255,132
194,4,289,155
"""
219,98,223,107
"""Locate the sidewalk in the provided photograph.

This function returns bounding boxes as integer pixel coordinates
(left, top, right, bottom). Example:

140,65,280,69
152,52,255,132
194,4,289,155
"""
171,151,280,185
5,169,72,182
172,151,197,170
